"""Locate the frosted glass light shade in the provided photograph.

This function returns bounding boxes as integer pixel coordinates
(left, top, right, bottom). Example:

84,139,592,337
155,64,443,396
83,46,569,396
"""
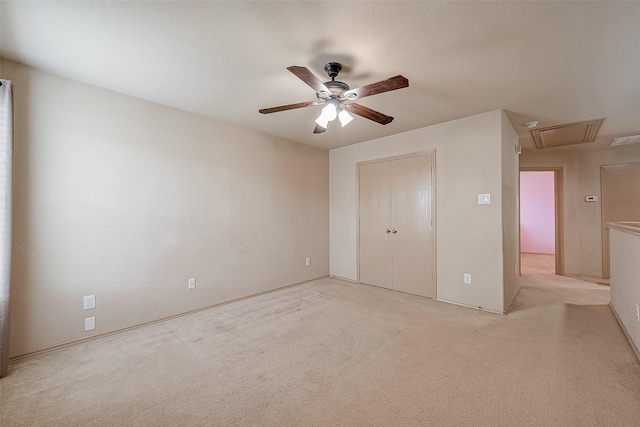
338,109,354,127
321,103,337,121
315,115,329,129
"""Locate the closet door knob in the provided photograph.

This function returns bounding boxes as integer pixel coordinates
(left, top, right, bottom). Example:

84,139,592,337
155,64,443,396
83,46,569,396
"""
392,229,397,233
386,229,391,233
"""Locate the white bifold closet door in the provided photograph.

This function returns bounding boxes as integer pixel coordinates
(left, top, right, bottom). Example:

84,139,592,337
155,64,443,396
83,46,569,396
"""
358,153,435,298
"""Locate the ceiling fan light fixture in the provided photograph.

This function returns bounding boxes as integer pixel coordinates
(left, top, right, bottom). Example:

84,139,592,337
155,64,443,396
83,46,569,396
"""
338,109,354,127
320,102,338,121
315,114,330,129
261,63,409,135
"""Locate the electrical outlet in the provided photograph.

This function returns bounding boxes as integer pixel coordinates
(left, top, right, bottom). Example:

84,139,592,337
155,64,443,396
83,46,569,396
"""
636,304,639,322
188,278,196,289
306,257,311,266
464,273,472,284
85,317,95,331
83,295,95,310
515,264,518,275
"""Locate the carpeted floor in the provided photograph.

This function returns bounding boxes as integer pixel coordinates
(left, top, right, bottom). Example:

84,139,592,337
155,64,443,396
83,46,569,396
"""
521,252,555,275
1,267,639,426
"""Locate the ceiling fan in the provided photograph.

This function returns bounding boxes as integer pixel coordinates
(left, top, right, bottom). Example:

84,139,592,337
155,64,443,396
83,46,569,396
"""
259,62,409,134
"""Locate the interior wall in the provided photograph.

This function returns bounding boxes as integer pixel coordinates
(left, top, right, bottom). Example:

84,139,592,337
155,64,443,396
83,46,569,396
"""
501,112,520,312
330,110,517,313
4,59,329,357
520,172,555,254
520,144,640,277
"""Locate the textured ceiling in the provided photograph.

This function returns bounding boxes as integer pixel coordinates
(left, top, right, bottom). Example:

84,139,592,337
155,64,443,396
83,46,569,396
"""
1,1,640,151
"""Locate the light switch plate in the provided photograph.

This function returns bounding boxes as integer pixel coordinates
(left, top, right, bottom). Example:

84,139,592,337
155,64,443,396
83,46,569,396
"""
464,273,472,284
478,194,491,205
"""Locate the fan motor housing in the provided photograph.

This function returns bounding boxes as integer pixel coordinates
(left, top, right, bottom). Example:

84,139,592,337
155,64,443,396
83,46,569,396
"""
325,80,349,93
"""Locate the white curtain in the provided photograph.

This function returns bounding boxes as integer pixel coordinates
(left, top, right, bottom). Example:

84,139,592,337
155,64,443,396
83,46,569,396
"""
0,79,12,376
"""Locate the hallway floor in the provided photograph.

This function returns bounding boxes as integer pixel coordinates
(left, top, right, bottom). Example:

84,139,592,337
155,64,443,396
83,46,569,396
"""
521,252,610,285
521,252,555,275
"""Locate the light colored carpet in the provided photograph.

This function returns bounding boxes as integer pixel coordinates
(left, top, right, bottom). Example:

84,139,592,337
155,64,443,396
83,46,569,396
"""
1,272,639,426
521,252,555,275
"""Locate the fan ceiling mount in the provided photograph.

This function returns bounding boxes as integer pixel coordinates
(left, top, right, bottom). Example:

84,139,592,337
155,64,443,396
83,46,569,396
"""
259,62,409,134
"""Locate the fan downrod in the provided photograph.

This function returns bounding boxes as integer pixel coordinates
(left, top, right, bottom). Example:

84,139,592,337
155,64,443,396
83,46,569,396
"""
324,62,342,81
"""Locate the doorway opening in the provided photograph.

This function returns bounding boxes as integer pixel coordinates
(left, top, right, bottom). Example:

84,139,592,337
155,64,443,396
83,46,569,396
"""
519,168,564,275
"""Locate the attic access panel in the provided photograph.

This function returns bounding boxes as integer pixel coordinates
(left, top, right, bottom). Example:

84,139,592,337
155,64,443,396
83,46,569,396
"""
530,118,604,149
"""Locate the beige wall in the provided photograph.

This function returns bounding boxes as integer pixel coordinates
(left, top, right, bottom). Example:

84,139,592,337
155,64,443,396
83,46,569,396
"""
5,60,329,357
501,112,520,310
520,144,640,277
609,225,640,360
330,110,518,313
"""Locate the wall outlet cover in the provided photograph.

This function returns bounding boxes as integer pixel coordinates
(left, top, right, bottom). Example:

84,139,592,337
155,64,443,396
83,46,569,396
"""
188,278,196,289
464,273,472,284
85,317,95,331
478,194,491,205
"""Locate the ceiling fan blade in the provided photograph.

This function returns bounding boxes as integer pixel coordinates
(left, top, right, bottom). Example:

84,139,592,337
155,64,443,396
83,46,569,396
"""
287,66,331,96
348,103,394,125
313,124,327,134
259,100,321,114
342,75,409,100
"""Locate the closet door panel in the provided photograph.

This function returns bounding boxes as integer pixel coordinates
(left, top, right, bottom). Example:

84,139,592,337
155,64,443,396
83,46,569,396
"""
391,155,435,298
359,161,393,289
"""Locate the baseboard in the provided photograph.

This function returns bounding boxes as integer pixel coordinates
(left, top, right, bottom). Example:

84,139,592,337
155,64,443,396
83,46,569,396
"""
329,275,358,283
609,303,640,363
436,298,504,315
10,275,329,362
331,278,508,315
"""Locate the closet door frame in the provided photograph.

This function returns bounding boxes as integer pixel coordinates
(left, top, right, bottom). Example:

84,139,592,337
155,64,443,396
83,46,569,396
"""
356,150,437,294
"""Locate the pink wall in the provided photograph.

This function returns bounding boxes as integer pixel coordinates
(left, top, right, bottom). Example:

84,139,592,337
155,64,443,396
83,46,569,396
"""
520,172,555,254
